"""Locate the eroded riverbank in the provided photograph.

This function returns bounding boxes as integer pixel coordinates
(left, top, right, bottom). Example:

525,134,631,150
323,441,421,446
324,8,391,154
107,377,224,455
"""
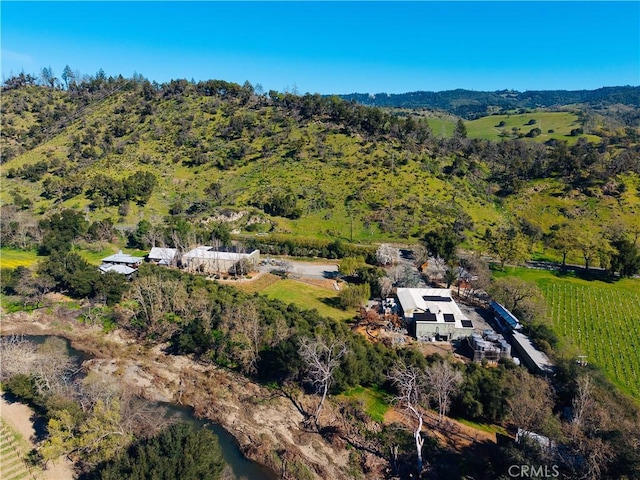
1,309,361,479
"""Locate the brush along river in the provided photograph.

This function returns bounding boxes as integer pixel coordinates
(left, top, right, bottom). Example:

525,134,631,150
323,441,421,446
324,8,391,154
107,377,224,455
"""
2,309,355,479
8,335,276,479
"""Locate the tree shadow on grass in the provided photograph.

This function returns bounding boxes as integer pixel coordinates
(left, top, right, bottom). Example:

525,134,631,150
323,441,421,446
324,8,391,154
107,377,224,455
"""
320,297,344,310
552,266,614,283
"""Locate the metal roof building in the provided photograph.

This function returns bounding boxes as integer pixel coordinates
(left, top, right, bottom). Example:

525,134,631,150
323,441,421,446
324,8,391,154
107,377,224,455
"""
182,246,260,275
396,288,474,341
99,264,137,275
147,247,178,266
489,300,521,331
101,250,144,266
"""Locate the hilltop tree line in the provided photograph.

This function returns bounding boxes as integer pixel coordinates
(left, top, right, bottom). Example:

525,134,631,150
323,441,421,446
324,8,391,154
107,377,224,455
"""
2,69,638,241
340,86,640,119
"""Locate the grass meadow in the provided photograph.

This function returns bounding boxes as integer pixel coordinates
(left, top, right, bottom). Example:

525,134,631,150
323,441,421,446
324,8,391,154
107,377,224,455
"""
340,386,390,422
0,248,42,269
261,279,355,321
496,267,640,398
429,111,599,144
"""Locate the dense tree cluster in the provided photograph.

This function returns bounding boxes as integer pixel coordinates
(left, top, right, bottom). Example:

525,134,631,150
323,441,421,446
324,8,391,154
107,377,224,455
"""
82,423,225,480
86,171,157,208
340,86,640,118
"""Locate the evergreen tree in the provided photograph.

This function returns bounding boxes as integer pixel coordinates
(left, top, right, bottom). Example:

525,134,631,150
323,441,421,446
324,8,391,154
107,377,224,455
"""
87,423,225,480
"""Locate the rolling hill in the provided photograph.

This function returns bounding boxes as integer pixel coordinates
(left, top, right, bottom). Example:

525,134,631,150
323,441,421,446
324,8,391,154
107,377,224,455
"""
339,86,640,118
1,75,639,264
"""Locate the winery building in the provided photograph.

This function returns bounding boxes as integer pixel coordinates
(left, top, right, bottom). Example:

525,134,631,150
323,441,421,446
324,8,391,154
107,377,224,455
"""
396,288,474,341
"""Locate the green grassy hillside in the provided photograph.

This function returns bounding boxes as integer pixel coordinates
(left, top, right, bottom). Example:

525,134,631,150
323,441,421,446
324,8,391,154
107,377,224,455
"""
466,112,600,143
1,79,638,257
428,111,599,144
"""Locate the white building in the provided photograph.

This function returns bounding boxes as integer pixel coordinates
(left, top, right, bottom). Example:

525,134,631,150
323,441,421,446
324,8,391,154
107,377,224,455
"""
147,247,178,266
182,246,260,275
98,250,143,278
396,288,474,341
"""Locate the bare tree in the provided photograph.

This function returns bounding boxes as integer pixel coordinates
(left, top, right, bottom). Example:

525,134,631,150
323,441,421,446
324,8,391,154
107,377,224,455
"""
507,369,554,441
77,371,120,412
221,302,263,375
389,264,422,288
376,243,400,266
32,337,77,396
460,255,490,300
0,336,76,396
0,335,38,381
378,276,394,299
15,268,55,307
562,374,615,479
388,361,426,476
279,260,294,278
141,222,164,249
571,375,596,431
489,277,547,323
298,336,348,427
126,275,188,339
425,360,463,423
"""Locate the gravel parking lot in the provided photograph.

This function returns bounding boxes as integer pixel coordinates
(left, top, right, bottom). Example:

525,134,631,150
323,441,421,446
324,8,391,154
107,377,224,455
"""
258,259,339,280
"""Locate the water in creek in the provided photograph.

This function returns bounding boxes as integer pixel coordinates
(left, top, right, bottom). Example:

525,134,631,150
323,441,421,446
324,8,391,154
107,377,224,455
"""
17,335,276,479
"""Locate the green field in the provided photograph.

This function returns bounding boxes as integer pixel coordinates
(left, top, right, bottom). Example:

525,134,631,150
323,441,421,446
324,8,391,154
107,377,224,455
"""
426,117,456,138
428,111,598,144
497,267,640,398
465,112,600,144
340,386,390,423
262,279,355,321
0,248,41,269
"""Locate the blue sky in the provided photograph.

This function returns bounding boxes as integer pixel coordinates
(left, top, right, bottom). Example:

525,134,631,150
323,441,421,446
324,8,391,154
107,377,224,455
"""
1,1,638,94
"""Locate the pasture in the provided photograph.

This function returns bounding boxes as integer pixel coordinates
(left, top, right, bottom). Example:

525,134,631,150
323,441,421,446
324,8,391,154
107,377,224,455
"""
465,112,600,144
498,267,640,398
428,111,598,144
261,279,355,321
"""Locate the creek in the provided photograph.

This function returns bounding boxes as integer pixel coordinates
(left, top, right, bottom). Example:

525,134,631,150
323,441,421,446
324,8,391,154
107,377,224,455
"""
19,335,276,480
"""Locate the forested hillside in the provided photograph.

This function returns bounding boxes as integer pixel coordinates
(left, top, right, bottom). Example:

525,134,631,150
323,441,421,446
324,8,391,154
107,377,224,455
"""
340,86,640,119
2,72,639,270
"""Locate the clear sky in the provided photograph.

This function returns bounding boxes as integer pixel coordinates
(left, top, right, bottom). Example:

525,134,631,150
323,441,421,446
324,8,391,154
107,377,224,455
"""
1,1,639,94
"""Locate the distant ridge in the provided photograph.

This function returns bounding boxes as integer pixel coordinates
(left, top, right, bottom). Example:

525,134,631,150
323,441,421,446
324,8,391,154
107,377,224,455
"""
338,86,640,118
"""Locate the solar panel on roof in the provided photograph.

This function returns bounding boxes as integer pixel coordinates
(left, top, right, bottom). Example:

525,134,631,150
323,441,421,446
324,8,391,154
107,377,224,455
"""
443,313,455,323
422,296,452,302
461,319,473,328
415,312,437,321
